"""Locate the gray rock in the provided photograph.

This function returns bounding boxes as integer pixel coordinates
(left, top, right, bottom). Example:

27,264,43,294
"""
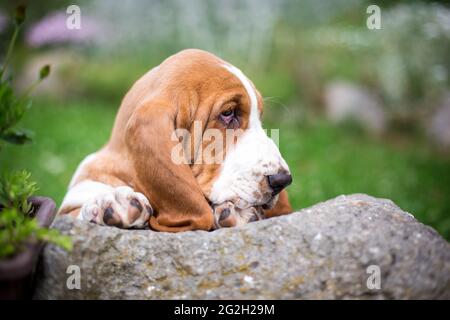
34,194,450,299
324,82,386,134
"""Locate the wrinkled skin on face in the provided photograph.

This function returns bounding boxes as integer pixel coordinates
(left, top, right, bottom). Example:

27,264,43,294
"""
184,63,292,228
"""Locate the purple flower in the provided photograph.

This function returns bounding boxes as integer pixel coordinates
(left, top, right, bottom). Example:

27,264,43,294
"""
26,11,101,47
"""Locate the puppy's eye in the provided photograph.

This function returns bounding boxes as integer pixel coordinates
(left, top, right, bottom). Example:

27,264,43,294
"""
219,109,235,124
219,108,239,128
221,109,234,117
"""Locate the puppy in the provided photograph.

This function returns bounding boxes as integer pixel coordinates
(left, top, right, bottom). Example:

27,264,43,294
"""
59,49,293,232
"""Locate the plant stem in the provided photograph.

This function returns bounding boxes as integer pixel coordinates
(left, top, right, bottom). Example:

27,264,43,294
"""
21,78,42,99
0,25,20,81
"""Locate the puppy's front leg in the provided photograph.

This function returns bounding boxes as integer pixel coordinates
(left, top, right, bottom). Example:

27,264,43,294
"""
80,186,153,228
61,182,152,229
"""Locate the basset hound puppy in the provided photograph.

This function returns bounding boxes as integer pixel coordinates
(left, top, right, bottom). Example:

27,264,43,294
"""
59,49,293,232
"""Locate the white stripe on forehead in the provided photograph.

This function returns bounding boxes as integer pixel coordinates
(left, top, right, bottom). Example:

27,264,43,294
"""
223,64,260,128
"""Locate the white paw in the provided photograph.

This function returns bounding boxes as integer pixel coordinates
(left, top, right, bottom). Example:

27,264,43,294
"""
213,201,263,229
80,186,152,229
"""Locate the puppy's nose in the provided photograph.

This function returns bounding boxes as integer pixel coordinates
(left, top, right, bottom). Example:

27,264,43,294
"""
267,173,292,195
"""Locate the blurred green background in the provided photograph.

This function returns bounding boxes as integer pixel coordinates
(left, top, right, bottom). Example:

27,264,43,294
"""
0,0,449,238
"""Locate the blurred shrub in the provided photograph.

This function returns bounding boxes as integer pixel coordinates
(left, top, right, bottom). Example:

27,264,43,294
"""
288,3,449,130
378,4,449,122
5,0,448,123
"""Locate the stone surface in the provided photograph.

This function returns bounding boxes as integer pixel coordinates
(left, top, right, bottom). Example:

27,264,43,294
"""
34,194,450,299
324,81,386,134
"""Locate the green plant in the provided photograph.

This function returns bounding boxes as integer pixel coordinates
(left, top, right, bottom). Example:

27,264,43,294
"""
0,6,50,147
0,6,71,259
0,170,38,215
0,171,72,258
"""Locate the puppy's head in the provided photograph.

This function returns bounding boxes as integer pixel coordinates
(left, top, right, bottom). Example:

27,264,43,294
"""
163,50,292,210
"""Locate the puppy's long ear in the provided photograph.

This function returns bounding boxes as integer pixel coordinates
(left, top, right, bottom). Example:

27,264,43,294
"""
125,100,214,232
263,189,292,218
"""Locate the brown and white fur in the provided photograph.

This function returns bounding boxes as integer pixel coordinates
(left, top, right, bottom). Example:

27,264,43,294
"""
59,49,293,232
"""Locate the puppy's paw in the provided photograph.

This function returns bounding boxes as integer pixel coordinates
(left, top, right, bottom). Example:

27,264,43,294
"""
213,201,263,229
80,186,152,229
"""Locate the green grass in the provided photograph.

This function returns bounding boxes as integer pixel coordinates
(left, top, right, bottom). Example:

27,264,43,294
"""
268,116,450,240
0,99,116,205
1,99,449,239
